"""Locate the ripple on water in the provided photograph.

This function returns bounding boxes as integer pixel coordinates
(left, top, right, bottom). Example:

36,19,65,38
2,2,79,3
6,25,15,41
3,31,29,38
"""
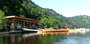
54,34,90,44
54,39,78,44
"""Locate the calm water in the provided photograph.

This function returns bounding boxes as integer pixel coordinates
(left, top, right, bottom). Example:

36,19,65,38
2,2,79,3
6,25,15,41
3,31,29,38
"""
0,32,90,44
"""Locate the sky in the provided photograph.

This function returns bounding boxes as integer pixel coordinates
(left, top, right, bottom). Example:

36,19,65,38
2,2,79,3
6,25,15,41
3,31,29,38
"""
32,0,90,17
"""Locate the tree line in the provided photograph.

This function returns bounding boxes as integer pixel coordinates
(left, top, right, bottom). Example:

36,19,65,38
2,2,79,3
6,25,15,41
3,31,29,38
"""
0,0,89,30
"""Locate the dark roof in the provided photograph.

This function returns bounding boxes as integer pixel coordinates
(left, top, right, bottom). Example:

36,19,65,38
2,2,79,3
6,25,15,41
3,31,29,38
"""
6,16,39,24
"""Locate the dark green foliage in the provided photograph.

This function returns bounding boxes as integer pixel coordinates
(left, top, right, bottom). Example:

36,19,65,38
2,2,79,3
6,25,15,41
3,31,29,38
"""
0,0,68,29
0,0,22,16
0,0,89,29
0,10,5,30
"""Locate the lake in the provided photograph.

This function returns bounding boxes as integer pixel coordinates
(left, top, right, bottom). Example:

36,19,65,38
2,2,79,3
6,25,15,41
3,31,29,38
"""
0,32,90,44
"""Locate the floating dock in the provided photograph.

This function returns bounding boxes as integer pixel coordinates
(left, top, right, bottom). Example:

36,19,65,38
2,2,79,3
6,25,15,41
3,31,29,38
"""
42,29,69,35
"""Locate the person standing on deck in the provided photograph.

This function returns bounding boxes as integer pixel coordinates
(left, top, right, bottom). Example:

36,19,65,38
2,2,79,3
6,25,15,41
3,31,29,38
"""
10,23,15,31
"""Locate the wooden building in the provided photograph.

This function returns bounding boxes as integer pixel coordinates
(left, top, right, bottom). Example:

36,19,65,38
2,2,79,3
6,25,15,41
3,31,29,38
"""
5,16,42,31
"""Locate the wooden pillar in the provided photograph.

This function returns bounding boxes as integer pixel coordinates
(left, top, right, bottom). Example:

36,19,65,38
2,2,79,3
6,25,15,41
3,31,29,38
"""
28,22,31,29
20,20,23,27
27,22,29,29
25,22,28,28
24,22,27,28
23,21,25,28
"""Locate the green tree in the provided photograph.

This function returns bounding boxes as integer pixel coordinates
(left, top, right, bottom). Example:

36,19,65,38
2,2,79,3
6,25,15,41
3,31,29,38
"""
0,10,5,30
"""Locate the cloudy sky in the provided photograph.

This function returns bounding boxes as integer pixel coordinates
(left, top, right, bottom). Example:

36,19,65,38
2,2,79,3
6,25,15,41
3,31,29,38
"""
32,0,90,17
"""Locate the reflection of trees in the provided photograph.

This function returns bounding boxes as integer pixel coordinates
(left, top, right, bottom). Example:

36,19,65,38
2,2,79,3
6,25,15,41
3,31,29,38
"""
40,34,67,44
0,36,11,44
0,37,7,44
1,34,43,44
0,34,67,44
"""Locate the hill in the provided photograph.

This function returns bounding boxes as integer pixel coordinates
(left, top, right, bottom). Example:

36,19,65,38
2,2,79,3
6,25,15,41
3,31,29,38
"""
0,0,90,29
0,0,68,29
68,15,90,28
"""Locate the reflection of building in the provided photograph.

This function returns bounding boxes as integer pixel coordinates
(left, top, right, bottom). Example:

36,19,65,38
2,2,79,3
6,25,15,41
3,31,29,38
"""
2,34,42,44
5,16,42,31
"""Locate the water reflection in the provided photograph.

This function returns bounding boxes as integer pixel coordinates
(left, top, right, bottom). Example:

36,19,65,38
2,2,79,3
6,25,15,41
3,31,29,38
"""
55,36,90,44
54,33,90,44
0,33,67,44
2,34,42,44
0,32,90,44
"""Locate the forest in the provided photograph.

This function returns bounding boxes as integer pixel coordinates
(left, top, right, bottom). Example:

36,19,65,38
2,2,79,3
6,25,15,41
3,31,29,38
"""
0,0,90,30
